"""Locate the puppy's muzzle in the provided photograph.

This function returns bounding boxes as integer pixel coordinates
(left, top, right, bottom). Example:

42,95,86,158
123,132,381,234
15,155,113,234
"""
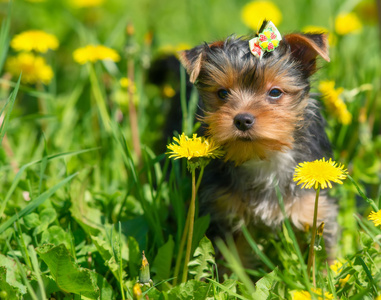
234,113,255,131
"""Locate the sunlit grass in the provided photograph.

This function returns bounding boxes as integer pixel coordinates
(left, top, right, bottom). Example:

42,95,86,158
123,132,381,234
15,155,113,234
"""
0,0,380,298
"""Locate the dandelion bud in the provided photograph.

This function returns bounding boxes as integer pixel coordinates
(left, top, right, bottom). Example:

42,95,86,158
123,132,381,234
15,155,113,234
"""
139,251,151,284
314,222,325,251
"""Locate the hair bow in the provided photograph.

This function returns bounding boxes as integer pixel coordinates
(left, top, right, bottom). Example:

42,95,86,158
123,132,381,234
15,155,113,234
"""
249,21,282,59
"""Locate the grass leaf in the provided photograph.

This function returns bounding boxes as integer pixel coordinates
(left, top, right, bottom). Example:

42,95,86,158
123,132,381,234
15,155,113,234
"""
188,236,215,281
0,173,77,233
152,235,175,282
0,74,20,145
36,243,114,299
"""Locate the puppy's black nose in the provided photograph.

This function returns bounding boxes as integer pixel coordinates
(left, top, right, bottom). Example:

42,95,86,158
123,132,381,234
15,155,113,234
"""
234,113,255,131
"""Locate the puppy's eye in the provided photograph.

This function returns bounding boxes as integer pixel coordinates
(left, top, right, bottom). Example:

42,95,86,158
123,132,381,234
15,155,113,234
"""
268,88,283,99
217,89,229,100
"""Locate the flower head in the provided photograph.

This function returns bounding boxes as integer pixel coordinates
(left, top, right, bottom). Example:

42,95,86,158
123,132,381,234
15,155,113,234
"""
335,12,362,35
10,30,59,53
330,260,351,286
162,84,176,98
132,283,142,299
167,133,224,162
73,45,120,64
292,288,333,300
303,25,336,46
319,80,352,125
119,77,136,91
68,0,104,8
368,210,381,226
241,1,282,31
5,52,53,84
293,158,347,190
303,25,329,34
158,43,191,56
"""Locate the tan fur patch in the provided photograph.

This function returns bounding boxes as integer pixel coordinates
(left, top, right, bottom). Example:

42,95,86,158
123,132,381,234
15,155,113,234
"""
289,193,333,230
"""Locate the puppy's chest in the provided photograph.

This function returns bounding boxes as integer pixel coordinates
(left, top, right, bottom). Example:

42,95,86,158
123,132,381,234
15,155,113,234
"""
235,152,296,200
211,152,298,227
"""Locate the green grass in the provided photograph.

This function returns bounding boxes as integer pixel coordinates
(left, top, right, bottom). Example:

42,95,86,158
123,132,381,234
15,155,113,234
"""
0,0,380,299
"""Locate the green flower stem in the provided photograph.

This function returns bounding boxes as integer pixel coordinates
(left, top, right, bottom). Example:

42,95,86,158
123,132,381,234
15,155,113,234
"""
127,59,142,162
180,66,189,135
88,63,111,132
195,165,205,192
307,186,320,284
173,165,205,285
182,166,197,283
173,207,190,286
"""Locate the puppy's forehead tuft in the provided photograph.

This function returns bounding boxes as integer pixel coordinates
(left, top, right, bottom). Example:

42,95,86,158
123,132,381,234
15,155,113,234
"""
202,36,290,74
205,37,251,64
197,36,303,90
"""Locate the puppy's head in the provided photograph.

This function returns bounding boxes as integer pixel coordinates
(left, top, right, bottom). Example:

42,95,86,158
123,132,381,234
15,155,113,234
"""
179,26,329,165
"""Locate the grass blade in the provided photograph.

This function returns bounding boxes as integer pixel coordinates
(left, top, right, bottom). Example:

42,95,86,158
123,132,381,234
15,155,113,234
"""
0,172,77,233
0,0,12,73
347,174,378,211
28,245,48,300
215,236,256,296
0,75,21,145
275,187,311,290
0,148,97,219
355,256,378,296
325,262,339,300
6,241,39,300
206,278,248,300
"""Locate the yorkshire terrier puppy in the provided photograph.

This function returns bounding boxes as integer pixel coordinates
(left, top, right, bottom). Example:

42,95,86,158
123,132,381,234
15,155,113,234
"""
179,21,337,263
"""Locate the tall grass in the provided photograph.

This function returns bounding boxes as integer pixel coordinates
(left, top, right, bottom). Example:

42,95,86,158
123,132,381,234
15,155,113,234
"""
0,0,380,299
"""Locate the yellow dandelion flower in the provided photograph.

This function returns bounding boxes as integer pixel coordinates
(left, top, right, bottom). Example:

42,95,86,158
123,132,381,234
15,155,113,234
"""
339,274,350,286
119,77,137,94
293,158,347,190
119,77,130,88
166,133,224,161
73,45,120,64
319,80,352,125
303,25,328,34
10,30,59,53
335,12,362,35
68,0,104,8
241,1,282,31
133,283,142,299
162,84,176,98
5,52,53,85
158,43,191,57
368,210,381,226
330,260,342,274
292,288,333,300
174,43,192,53
330,260,350,286
302,25,336,46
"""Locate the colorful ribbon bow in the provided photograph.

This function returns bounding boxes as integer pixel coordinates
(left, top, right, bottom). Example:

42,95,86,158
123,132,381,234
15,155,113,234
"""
249,21,282,59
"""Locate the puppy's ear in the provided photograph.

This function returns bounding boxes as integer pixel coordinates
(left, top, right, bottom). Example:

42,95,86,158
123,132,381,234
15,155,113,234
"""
179,41,225,83
284,33,330,76
178,45,205,83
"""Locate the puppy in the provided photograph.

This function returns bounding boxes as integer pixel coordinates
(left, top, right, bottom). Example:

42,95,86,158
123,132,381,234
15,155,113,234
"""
179,20,337,264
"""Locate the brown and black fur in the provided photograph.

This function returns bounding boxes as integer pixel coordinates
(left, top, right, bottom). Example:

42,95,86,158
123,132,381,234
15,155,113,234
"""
179,23,337,264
